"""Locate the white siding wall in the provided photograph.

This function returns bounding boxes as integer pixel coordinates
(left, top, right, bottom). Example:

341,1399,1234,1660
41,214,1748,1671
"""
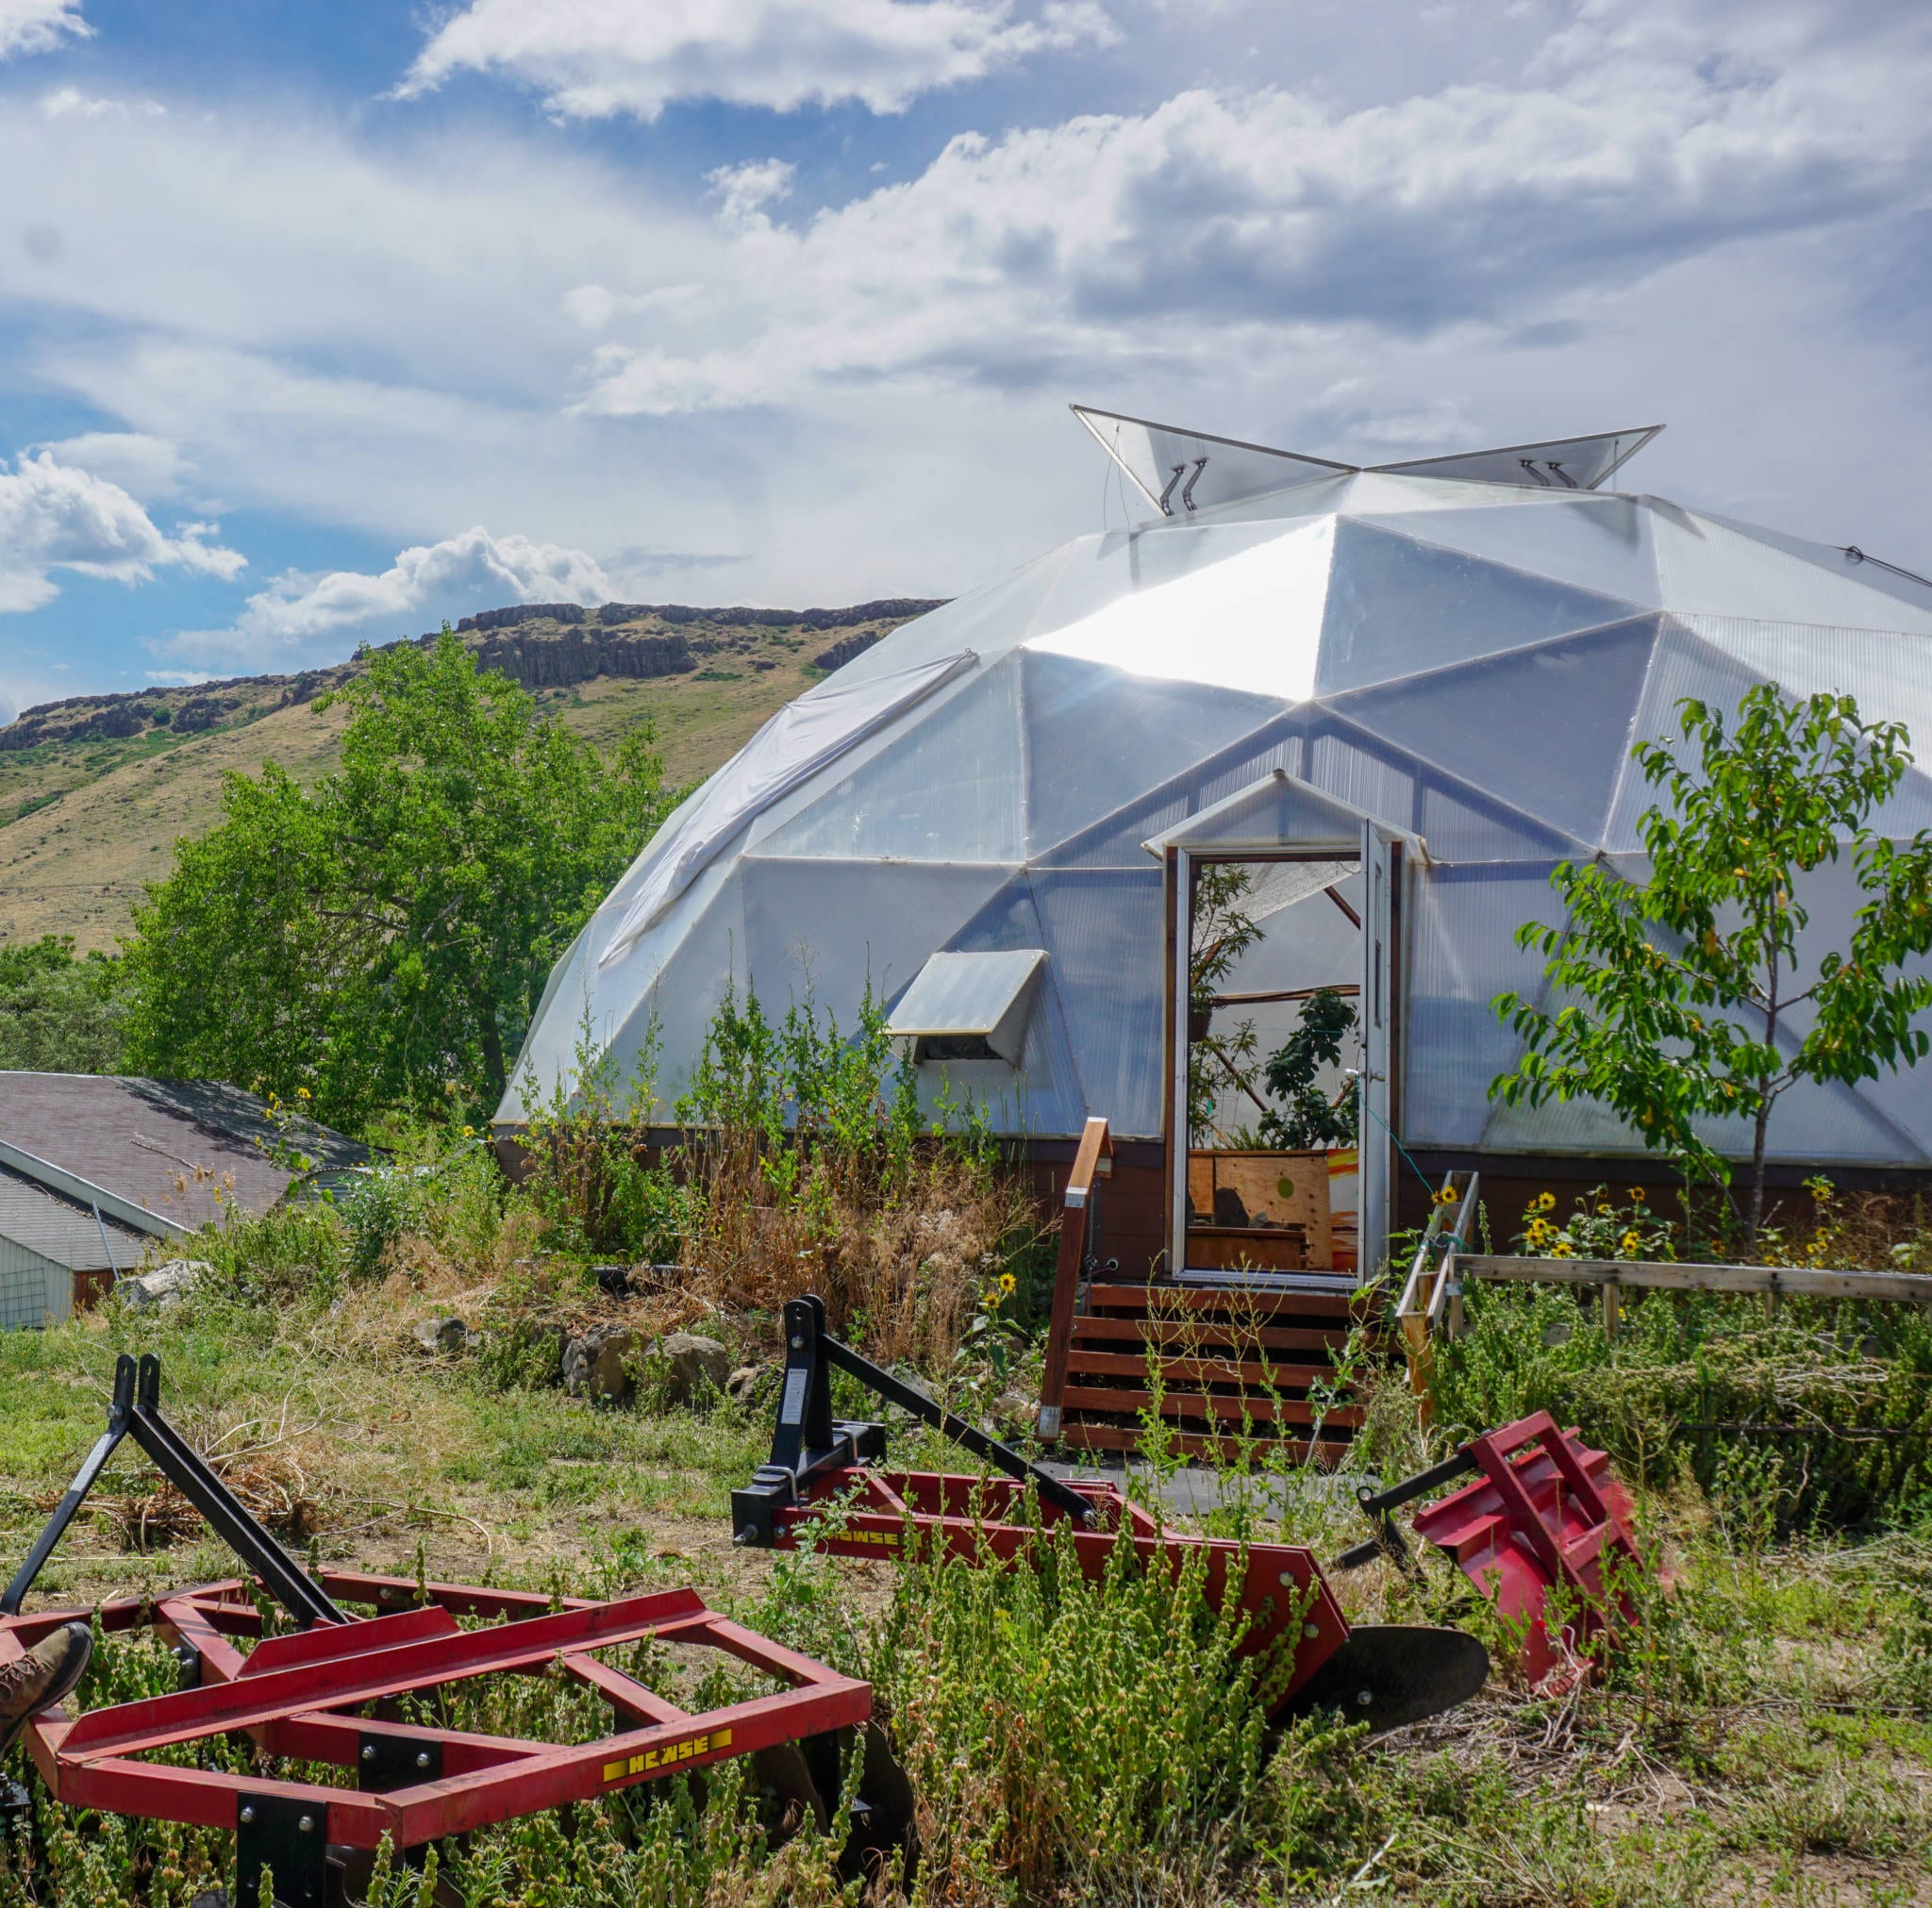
0,1235,73,1330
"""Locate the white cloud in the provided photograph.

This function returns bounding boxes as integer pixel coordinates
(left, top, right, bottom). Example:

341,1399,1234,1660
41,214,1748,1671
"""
41,86,164,118
31,430,192,499
0,453,243,613
576,17,1932,419
399,0,1113,119
707,158,796,229
173,526,611,662
0,0,89,60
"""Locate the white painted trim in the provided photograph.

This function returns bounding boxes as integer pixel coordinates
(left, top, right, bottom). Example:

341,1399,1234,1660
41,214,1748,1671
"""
0,1137,190,1238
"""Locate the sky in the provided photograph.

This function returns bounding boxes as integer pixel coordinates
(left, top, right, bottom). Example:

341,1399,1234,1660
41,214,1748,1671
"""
1,0,1929,721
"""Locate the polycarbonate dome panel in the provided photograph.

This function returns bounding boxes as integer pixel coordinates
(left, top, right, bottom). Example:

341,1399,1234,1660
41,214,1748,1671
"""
1330,619,1660,848
1352,493,1663,608
1033,715,1300,870
739,854,1017,1017
759,657,1025,862
1682,617,1932,761
1018,516,1327,652
1315,520,1643,697
1296,715,1573,863
508,858,750,1117
1694,509,1932,626
1027,864,1168,1134
1604,621,1932,852
1025,518,1334,703
1017,649,1282,856
1402,860,1562,1146
1651,507,1932,634
1072,406,1352,519
1376,426,1661,492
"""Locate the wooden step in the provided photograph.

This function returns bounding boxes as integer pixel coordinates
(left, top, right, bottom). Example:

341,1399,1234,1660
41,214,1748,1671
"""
1057,1423,1342,1466
1068,1315,1371,1355
1058,1384,1365,1429
1085,1283,1365,1319
1065,1350,1359,1391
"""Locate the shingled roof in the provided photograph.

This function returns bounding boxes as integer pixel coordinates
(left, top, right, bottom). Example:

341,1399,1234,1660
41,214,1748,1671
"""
0,1073,370,1237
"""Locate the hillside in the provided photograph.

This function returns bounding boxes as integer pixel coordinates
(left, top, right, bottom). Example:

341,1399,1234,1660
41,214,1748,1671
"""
0,598,938,951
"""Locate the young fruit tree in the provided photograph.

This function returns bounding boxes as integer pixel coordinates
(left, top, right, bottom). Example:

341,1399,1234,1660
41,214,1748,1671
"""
1491,683,1932,1246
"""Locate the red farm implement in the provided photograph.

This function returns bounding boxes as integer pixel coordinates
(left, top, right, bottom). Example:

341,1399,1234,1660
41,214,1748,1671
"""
1336,1411,1651,1683
730,1296,1492,1732
0,1355,884,1908
734,1298,1659,1716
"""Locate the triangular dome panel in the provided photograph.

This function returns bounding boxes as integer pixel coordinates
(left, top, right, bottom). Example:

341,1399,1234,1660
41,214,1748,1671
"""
1651,506,1932,634
740,854,1017,1015
1024,517,1334,695
1316,520,1642,696
1328,618,1660,848
1018,648,1281,856
1352,493,1663,608
759,655,1025,861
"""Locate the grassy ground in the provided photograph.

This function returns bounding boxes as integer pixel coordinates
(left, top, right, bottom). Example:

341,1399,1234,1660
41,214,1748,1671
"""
2,1265,1927,1907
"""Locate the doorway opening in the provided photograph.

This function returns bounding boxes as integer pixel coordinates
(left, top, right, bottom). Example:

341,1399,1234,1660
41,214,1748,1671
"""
1180,853,1365,1281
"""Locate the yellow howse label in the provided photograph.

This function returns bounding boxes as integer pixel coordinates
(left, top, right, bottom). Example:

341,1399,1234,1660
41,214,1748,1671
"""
602,1727,732,1784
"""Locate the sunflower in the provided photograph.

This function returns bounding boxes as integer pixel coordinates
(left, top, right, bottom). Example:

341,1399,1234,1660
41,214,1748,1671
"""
1551,1240,1574,1258
1597,1203,1615,1217
1628,1186,1647,1203
1619,1231,1641,1257
998,1271,1017,1294
1536,1191,1557,1212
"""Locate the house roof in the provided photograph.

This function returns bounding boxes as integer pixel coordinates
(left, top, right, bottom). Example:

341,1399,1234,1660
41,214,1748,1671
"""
0,1073,369,1236
0,1165,147,1273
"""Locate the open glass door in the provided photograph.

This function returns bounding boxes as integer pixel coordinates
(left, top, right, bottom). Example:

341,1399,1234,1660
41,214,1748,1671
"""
1357,821,1399,1285
1156,771,1403,1286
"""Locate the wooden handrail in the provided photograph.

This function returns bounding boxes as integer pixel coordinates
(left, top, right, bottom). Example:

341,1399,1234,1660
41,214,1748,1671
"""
1036,1117,1112,1438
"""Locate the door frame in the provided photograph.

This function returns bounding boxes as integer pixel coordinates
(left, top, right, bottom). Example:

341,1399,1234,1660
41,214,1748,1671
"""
1152,775,1408,1285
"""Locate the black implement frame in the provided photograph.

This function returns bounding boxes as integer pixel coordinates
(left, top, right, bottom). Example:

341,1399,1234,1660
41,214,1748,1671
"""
1,1352,345,1628
1330,1448,1483,1573
731,1296,1097,1548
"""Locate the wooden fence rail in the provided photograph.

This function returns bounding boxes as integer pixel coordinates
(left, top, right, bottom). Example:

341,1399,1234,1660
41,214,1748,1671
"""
1446,1253,1932,1308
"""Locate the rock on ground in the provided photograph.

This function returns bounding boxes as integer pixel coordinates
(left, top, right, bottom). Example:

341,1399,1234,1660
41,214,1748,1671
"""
560,1327,731,1405
118,1260,210,1312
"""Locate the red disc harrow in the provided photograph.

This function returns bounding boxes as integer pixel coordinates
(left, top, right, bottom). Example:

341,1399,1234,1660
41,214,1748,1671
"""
0,1356,872,1908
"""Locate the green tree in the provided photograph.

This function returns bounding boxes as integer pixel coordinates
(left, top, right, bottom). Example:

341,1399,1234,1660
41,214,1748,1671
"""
0,936,127,1073
1491,683,1932,1243
1258,987,1359,1151
124,629,669,1133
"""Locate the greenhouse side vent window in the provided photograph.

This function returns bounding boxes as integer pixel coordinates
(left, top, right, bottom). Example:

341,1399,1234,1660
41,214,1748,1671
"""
886,950,1047,1066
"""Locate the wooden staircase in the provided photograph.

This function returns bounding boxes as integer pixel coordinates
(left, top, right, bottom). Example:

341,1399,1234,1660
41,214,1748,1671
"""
1037,1120,1379,1465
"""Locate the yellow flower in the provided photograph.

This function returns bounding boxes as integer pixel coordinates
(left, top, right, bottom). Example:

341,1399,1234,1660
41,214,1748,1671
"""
1536,1191,1557,1212
462,1125,476,1137
1597,1203,1614,1217
1619,1231,1640,1257
295,1086,311,1101
1552,1240,1574,1258
998,1271,1016,1294
1628,1186,1647,1204
1527,1218,1549,1241
1436,1186,1460,1205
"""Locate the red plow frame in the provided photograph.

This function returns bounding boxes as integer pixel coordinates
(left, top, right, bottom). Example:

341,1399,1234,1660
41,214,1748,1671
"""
0,1357,874,1908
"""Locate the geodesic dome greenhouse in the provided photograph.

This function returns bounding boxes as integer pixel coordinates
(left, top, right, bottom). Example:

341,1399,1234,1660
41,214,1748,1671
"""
502,408,1932,1182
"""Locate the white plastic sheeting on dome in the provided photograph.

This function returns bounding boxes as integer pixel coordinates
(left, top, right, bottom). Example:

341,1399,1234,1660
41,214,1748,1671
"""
503,410,1932,1171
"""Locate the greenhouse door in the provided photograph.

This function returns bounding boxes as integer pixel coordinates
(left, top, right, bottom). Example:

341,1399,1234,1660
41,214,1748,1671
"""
1155,771,1401,1286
